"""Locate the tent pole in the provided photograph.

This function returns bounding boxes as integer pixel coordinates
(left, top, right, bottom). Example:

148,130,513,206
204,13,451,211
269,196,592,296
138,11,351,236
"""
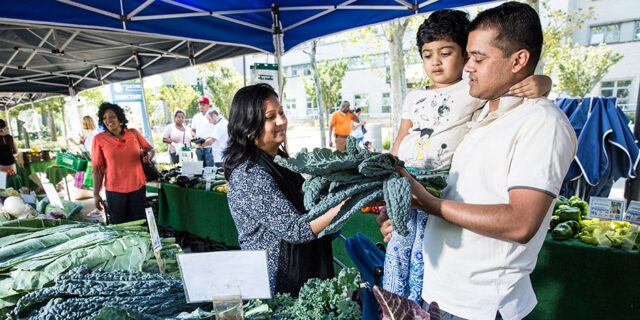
29,99,43,150
4,108,11,136
624,83,640,203
134,54,154,146
243,56,247,87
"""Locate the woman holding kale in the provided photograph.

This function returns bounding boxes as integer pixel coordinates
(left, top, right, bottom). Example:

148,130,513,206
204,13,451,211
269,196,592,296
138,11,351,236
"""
224,84,344,297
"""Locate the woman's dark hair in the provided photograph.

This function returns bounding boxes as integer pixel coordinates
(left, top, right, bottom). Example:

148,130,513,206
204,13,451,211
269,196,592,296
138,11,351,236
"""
468,2,542,73
416,9,470,55
223,83,288,180
97,102,128,130
174,109,185,118
0,119,6,129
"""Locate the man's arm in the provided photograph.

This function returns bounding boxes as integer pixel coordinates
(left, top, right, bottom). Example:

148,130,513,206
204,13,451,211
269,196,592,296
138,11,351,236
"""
400,169,553,244
350,111,360,123
203,137,217,147
328,123,334,147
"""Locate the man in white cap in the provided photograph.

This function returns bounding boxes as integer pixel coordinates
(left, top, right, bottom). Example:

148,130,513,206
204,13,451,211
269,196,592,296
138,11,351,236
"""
192,96,215,167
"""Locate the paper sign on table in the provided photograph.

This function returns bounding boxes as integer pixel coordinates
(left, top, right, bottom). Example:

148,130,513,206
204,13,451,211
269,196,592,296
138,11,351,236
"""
0,171,6,189
588,196,625,220
182,161,203,176
203,167,216,176
624,201,640,224
42,183,64,209
145,207,162,252
177,251,271,302
178,150,192,163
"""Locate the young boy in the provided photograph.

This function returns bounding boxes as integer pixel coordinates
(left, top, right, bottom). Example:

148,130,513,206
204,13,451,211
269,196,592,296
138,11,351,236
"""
383,9,551,303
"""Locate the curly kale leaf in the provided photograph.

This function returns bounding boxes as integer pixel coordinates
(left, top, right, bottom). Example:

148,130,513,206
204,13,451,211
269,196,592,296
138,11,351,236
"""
384,177,412,236
318,189,384,237
302,176,330,210
275,148,362,176
301,181,382,223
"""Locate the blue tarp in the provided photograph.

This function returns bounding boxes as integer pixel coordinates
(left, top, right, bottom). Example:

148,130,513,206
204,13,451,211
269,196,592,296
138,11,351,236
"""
559,97,640,199
0,0,493,54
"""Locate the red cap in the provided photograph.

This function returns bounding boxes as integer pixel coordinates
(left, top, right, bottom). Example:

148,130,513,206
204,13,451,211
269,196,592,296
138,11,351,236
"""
198,96,210,104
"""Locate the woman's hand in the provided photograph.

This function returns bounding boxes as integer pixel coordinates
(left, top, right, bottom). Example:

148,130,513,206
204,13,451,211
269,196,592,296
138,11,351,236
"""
509,75,551,98
376,211,394,242
94,194,104,211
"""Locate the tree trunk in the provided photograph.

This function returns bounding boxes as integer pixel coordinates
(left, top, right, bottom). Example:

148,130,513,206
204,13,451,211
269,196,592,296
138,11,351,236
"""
387,19,409,143
309,40,327,148
48,111,57,141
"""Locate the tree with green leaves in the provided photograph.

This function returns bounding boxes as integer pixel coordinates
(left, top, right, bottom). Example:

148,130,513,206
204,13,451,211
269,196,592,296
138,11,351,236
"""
200,61,242,118
159,74,198,119
303,54,349,147
538,1,622,97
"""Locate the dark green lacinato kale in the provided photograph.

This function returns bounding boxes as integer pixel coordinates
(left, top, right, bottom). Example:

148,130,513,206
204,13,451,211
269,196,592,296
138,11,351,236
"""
276,136,423,236
12,265,204,320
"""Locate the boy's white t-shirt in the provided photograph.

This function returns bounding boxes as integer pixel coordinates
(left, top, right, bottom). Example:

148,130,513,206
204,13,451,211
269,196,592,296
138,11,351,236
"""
398,80,484,170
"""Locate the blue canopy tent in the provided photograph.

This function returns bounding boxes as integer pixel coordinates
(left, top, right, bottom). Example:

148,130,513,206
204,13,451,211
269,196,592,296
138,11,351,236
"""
0,0,493,96
559,97,640,201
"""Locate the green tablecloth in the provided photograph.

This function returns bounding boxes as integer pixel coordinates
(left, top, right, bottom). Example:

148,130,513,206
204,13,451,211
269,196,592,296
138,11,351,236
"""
45,166,76,185
527,233,640,320
331,212,384,269
158,183,238,246
3,174,23,190
17,160,55,189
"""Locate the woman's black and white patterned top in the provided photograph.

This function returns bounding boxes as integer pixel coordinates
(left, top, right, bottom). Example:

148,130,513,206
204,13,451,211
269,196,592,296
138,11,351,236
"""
227,160,315,292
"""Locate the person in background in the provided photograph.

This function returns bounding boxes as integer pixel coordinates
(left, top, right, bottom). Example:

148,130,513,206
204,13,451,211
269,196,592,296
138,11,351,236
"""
192,96,215,167
328,101,359,151
224,83,344,297
0,119,18,172
92,102,155,224
162,110,192,164
203,109,228,167
350,108,366,147
364,141,375,152
69,115,99,151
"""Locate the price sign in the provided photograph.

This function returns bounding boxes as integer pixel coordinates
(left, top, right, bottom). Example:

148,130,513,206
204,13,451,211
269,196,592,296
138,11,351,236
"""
588,197,625,220
0,171,6,189
624,201,640,225
42,183,64,209
182,160,203,176
178,150,192,163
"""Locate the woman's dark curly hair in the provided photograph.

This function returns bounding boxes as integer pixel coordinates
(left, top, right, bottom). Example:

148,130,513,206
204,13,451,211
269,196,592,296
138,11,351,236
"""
223,83,288,180
416,9,470,55
97,102,128,131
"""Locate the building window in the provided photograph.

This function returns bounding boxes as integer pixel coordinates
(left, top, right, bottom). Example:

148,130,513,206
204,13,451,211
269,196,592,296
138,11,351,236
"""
284,97,296,110
354,94,369,114
601,80,632,108
635,21,640,40
306,97,318,115
381,92,391,113
590,23,621,44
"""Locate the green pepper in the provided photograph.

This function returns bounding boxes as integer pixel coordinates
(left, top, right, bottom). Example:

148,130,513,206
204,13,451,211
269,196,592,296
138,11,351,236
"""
556,207,581,222
549,215,561,230
551,223,573,241
554,196,571,211
563,220,581,234
571,201,589,216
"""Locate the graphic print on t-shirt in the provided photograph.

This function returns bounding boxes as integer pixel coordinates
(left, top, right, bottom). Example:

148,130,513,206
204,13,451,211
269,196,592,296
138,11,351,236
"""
409,93,453,167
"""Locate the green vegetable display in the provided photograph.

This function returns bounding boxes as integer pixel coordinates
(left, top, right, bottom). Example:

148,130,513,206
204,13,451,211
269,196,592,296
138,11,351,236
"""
0,219,181,316
276,136,441,236
12,265,204,320
551,223,573,241
556,207,581,222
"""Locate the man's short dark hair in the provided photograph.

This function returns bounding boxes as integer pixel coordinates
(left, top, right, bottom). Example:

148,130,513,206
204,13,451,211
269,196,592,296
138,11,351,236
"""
468,2,543,73
417,9,470,55
355,108,362,113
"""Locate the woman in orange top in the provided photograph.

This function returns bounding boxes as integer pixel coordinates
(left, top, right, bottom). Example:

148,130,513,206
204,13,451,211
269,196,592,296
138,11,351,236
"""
92,102,154,224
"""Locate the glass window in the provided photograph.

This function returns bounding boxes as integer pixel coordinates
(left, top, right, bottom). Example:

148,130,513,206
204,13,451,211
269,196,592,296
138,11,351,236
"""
284,97,296,110
600,79,632,106
381,92,391,113
590,23,621,44
354,94,369,114
635,21,640,40
306,97,317,116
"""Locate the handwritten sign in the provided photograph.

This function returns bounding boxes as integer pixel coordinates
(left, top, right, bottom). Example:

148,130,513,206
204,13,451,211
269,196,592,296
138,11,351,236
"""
178,150,192,163
42,183,63,209
182,161,203,176
588,197,625,220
